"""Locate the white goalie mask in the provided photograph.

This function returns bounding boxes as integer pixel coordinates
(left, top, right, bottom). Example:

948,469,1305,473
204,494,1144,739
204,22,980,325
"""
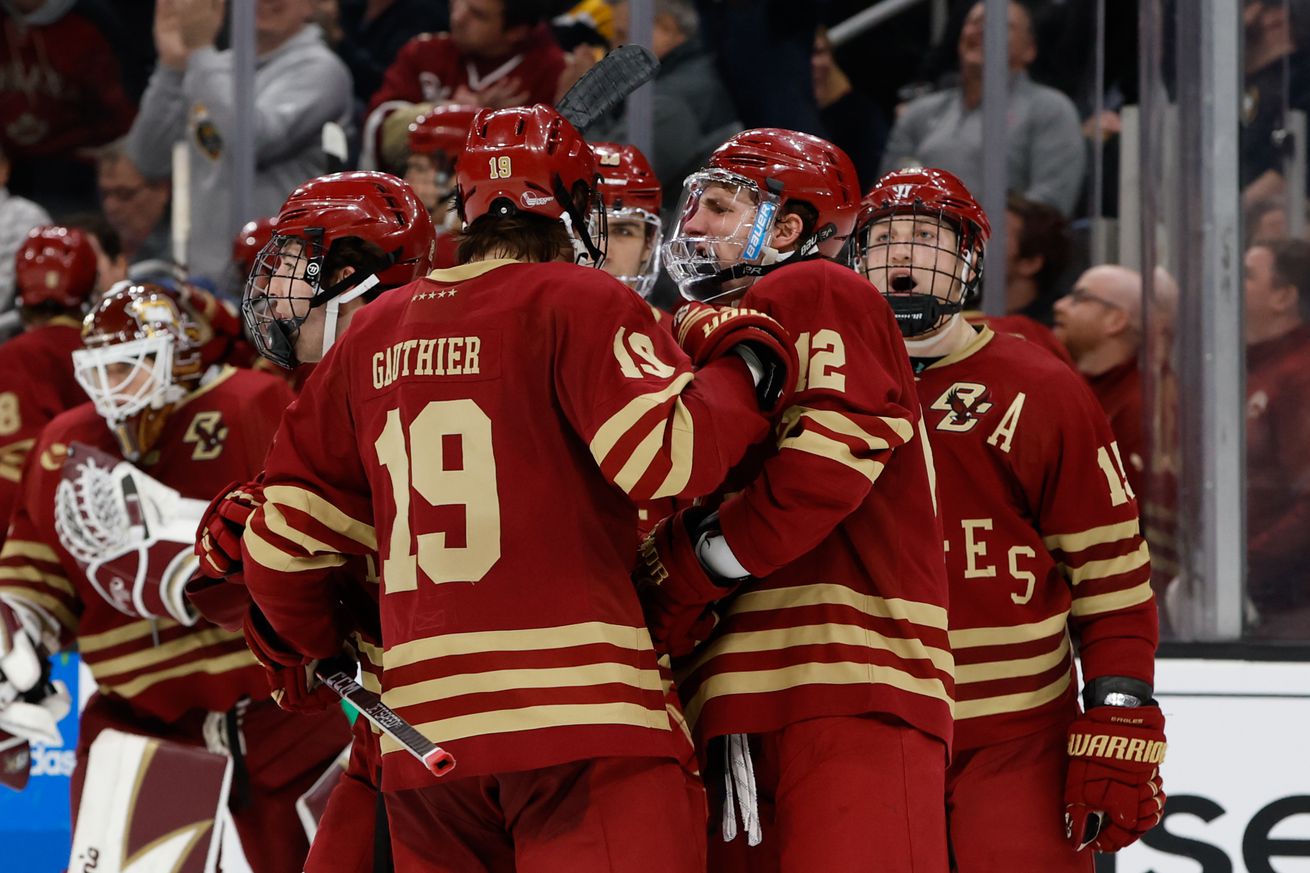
71,284,203,461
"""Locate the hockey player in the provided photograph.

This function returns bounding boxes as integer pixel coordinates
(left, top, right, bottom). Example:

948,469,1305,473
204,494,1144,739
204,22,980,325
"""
195,169,437,873
235,103,797,872
590,141,665,302
406,104,479,269
648,130,952,872
0,284,349,871
0,227,98,534
858,167,1165,869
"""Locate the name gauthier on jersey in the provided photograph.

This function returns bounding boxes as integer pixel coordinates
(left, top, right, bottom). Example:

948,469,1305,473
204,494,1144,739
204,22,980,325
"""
372,335,483,389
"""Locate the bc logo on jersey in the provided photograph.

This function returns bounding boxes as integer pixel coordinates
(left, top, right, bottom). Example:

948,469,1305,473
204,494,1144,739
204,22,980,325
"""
930,382,994,433
184,411,228,461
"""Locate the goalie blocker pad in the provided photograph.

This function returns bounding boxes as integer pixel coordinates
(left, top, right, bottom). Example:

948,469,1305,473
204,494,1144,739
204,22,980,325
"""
54,442,207,626
69,728,238,873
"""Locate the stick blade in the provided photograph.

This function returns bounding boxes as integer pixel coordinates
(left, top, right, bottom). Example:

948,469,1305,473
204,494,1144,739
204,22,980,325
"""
556,44,660,133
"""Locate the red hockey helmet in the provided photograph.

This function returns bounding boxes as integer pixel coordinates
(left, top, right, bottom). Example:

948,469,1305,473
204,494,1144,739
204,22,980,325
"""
15,226,98,310
243,171,436,368
72,284,205,461
456,104,604,262
858,167,991,337
232,217,277,277
664,128,860,301
408,104,480,161
591,142,662,297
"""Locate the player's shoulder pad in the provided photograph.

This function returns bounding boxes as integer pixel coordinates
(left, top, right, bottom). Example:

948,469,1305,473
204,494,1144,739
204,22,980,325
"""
41,401,111,446
746,257,883,321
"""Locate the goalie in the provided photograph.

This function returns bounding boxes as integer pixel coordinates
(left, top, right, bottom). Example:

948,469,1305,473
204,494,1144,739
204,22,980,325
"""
0,284,349,872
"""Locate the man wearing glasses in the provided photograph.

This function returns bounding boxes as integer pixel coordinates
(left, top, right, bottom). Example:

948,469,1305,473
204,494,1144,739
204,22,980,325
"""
1053,265,1145,496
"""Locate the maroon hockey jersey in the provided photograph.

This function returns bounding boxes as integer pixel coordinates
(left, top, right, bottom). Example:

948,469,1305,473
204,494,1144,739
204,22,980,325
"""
240,259,771,790
677,258,955,749
364,29,564,165
1087,358,1145,499
0,11,135,159
0,367,295,722
0,319,86,541
915,326,1157,749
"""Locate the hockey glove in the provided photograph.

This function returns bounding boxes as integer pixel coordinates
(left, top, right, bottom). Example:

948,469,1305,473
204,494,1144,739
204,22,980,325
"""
196,480,264,579
634,508,743,658
673,301,799,414
242,606,341,713
54,444,204,626
0,598,70,746
1065,703,1167,852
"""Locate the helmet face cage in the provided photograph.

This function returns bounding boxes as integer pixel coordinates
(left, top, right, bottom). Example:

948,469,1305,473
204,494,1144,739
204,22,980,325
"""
858,201,984,337
241,231,329,369
590,207,662,297
663,169,781,303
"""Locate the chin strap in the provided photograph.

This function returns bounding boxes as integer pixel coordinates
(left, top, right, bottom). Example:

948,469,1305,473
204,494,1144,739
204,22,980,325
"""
685,251,819,302
320,273,381,356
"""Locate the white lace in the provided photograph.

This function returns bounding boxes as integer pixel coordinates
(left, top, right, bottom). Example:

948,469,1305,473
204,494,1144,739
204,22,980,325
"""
722,733,762,846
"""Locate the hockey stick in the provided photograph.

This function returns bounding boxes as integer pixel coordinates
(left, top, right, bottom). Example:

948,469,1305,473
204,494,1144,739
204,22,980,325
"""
314,659,456,778
555,43,659,134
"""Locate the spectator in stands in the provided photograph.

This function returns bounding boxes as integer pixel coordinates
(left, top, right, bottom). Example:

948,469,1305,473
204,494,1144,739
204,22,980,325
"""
365,0,563,171
64,213,129,294
1243,237,1310,638
602,0,739,207
1242,0,1310,207
813,25,887,192
313,0,449,107
1004,192,1072,325
881,0,1085,215
0,0,139,214
96,141,170,267
126,0,352,287
0,144,50,316
695,0,823,134
1052,264,1145,495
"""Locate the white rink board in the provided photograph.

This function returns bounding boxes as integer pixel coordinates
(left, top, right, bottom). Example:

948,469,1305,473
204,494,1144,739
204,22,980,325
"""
1104,659,1310,873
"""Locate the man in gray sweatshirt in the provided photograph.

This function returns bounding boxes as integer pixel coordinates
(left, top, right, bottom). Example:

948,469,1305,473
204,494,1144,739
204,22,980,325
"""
127,0,352,287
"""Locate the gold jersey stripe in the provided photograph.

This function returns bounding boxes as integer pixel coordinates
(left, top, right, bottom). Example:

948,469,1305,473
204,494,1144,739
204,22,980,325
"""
729,583,949,632
80,618,180,653
0,564,76,598
685,621,955,678
0,539,58,564
650,399,695,499
384,621,651,670
780,428,886,484
1071,580,1154,618
4,589,77,636
96,649,258,699
262,501,347,561
355,638,384,667
955,665,1074,720
1065,542,1151,586
89,627,244,678
683,659,953,728
949,611,1070,649
798,408,897,451
262,485,377,550
1042,519,1141,554
244,525,348,573
614,413,674,496
589,371,694,468
384,661,665,709
954,633,1071,684
426,258,518,283
380,701,670,755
